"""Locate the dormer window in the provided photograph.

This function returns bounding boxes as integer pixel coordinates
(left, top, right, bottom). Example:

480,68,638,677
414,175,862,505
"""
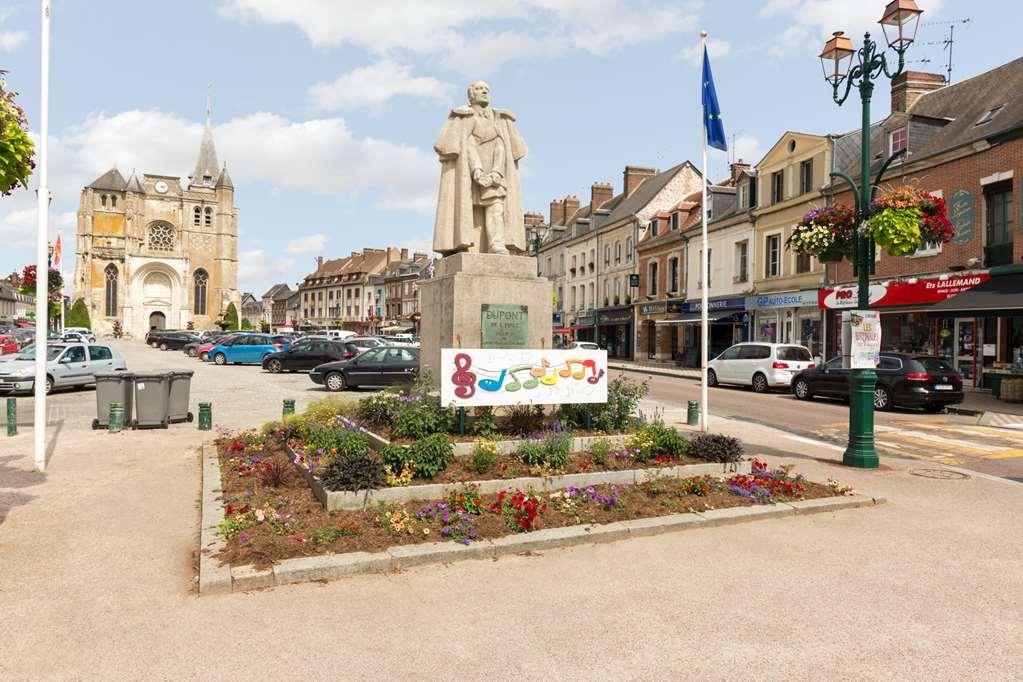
203,175,212,184
975,104,1005,126
890,126,907,155
670,213,679,231
649,219,659,237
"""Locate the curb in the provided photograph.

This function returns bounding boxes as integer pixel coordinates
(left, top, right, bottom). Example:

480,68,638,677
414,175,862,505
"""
608,362,700,380
198,443,232,596
202,492,884,595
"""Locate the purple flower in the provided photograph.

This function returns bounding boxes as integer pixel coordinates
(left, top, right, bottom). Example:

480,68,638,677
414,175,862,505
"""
238,533,249,543
441,526,450,535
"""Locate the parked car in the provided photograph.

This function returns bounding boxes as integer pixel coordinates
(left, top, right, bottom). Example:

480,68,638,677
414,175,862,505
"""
0,343,126,394
182,332,229,357
207,333,287,365
346,337,383,351
378,334,419,347
262,338,346,373
310,346,420,391
195,334,243,361
145,329,184,347
791,353,963,411
325,329,357,340
568,341,600,350
153,331,201,351
706,342,816,393
0,335,18,355
63,327,96,342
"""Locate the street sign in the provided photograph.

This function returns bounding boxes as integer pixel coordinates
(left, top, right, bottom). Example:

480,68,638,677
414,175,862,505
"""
629,274,640,288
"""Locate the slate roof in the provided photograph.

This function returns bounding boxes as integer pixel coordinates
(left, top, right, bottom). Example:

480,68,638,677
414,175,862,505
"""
190,112,220,188
262,283,291,299
216,164,233,189
87,167,127,191
605,161,700,225
124,171,144,193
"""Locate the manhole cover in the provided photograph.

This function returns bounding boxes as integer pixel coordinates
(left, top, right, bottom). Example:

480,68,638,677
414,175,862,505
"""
909,468,970,480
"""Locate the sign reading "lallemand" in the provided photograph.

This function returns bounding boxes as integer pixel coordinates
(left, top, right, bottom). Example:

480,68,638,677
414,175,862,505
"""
819,273,990,309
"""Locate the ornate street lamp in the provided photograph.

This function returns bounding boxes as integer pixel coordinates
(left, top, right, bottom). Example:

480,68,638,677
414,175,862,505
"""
818,0,923,469
529,223,551,276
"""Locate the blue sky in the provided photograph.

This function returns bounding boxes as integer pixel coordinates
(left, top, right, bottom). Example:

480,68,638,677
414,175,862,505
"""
0,0,1017,294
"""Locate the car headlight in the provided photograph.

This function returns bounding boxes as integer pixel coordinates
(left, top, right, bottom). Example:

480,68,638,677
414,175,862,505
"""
15,367,34,377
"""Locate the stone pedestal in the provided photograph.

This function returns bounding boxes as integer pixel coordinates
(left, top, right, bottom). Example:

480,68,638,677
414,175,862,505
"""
419,253,553,386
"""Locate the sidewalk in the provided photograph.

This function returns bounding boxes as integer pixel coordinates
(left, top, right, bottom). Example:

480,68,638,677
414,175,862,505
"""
2,395,1021,678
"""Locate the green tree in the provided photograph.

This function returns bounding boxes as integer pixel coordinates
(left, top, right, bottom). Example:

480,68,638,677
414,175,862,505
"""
241,318,252,330
223,302,239,330
65,298,91,329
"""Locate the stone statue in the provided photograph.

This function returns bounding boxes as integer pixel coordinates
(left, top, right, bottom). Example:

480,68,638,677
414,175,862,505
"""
433,81,528,256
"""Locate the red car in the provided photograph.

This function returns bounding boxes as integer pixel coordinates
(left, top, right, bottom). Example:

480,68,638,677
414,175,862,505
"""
196,333,241,361
0,335,17,355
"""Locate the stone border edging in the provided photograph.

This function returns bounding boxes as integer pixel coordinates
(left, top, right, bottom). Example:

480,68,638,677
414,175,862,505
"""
286,442,752,511
217,493,885,593
198,442,232,596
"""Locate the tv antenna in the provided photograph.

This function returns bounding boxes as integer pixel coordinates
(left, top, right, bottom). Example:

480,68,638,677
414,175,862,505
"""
918,17,971,84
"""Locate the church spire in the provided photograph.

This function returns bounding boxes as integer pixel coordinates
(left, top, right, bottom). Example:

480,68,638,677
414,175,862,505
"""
189,92,220,189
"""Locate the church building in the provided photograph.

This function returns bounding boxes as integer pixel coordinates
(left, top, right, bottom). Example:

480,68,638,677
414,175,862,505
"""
72,109,239,337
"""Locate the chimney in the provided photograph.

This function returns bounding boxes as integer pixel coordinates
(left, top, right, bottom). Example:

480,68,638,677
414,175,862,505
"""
316,256,323,270
523,212,545,228
563,195,580,221
891,71,945,113
386,246,401,263
590,182,613,211
400,248,409,260
623,166,656,197
729,160,750,185
549,199,566,226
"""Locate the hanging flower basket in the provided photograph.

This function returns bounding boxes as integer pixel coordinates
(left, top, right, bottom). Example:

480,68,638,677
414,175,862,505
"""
787,204,856,261
0,77,35,196
868,186,954,256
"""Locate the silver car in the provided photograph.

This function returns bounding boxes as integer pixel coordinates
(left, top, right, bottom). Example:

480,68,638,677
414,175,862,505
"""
0,343,127,394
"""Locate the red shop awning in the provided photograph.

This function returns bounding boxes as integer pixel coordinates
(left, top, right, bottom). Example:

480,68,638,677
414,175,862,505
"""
552,327,572,334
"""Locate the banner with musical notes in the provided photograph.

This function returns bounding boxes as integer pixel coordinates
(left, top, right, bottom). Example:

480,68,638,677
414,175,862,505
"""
441,348,608,407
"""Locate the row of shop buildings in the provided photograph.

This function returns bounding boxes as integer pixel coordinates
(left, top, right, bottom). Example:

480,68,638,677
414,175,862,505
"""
537,57,1023,391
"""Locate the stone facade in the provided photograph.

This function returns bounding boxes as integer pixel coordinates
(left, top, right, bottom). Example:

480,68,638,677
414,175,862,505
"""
72,112,238,338
298,247,403,330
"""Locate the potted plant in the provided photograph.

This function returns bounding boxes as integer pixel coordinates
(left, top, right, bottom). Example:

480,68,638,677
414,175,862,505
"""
0,75,35,196
787,204,856,262
868,186,953,256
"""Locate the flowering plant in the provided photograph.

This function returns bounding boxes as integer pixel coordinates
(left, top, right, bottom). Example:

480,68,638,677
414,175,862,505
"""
0,77,35,195
868,186,954,255
445,483,485,515
786,204,856,261
417,501,478,544
490,488,547,532
377,505,430,537
727,460,806,504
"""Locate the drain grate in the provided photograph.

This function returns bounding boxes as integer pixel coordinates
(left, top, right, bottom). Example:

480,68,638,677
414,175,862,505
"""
909,468,970,480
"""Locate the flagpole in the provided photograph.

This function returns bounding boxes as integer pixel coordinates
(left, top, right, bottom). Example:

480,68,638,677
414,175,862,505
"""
699,30,710,433
34,0,51,472
58,230,64,331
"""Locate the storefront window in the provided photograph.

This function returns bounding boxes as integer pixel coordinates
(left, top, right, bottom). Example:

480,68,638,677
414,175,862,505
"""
880,313,935,355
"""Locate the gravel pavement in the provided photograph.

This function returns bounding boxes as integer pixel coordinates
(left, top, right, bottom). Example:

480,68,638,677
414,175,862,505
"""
1,341,1021,680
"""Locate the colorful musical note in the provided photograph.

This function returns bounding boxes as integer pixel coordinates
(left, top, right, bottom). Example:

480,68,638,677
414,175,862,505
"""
539,365,559,386
530,358,549,378
478,368,507,392
559,358,586,379
451,353,477,399
505,364,539,391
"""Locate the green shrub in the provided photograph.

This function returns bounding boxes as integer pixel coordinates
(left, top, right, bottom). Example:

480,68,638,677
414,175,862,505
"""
637,422,689,457
379,443,412,474
516,439,545,467
241,318,253,330
320,455,385,492
405,433,454,479
304,424,371,460
469,406,498,437
689,434,743,463
541,433,571,470
356,393,398,428
589,438,611,465
65,298,91,329
558,375,647,432
390,395,453,440
471,439,499,474
303,396,357,426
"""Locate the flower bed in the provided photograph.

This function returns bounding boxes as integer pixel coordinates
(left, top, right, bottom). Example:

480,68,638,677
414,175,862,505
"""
213,436,847,571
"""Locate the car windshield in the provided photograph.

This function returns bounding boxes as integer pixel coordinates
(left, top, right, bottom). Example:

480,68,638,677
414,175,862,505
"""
15,346,64,361
914,357,956,374
777,346,812,362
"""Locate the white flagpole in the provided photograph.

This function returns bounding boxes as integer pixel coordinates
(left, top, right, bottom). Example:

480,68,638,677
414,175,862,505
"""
699,30,710,433
34,0,52,471
58,230,64,331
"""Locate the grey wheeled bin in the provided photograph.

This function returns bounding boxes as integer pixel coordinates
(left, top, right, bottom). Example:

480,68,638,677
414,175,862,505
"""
167,370,195,423
93,372,134,430
132,372,170,429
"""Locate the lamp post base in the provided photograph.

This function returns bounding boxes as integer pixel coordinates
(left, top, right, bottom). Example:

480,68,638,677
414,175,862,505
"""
843,368,879,468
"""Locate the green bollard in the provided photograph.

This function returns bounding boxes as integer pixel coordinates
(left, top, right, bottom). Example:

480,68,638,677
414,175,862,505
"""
108,402,124,433
6,397,16,437
198,402,212,431
283,399,295,418
687,400,699,426
458,407,465,436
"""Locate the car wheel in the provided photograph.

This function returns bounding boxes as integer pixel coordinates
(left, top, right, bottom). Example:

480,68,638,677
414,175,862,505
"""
45,376,53,394
199,352,208,361
214,353,227,366
159,343,168,351
325,372,346,392
752,372,769,393
873,386,892,410
188,348,197,357
149,341,158,348
266,359,282,374
707,368,718,387
793,378,813,401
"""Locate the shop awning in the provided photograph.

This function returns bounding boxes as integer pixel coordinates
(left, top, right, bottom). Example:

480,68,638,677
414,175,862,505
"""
927,272,1023,317
552,327,571,334
655,312,734,325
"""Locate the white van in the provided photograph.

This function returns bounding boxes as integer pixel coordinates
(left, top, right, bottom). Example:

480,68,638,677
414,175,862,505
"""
325,329,356,340
706,342,815,393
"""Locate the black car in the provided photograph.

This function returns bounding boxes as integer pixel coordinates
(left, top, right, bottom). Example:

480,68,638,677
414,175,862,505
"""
182,332,230,357
263,338,346,373
791,353,963,412
154,331,201,351
310,346,419,391
145,329,182,346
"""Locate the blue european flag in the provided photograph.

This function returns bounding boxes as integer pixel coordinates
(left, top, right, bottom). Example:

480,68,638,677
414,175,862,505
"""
702,46,727,152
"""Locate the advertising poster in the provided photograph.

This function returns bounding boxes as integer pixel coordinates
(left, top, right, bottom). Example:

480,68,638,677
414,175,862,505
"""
842,310,881,369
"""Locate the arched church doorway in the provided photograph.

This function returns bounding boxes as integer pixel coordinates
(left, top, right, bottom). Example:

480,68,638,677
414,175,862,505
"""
149,311,166,330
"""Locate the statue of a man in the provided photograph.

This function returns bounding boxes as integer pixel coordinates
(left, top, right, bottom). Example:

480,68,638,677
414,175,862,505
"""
433,81,528,256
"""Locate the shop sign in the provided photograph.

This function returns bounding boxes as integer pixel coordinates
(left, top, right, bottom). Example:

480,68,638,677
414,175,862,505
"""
576,313,595,326
684,296,746,313
552,311,563,326
481,304,528,349
639,301,666,315
819,273,990,309
629,274,640,288
441,348,608,407
748,290,819,310
842,310,881,369
666,299,685,314
949,189,974,246
597,308,633,325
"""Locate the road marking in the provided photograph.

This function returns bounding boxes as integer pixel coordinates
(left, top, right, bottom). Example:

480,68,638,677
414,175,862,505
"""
875,426,1006,453
781,434,844,452
876,440,903,450
979,449,1023,460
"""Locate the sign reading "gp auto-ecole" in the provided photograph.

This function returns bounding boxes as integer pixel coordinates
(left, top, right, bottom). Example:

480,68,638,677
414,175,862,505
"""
819,273,989,309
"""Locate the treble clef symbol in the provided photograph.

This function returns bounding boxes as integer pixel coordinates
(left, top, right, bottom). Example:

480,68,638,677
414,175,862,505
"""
451,352,476,399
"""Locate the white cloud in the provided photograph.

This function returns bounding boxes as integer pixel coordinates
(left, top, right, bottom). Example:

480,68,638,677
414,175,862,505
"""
732,134,763,165
309,60,453,111
219,0,699,74
0,30,26,52
677,38,732,64
237,249,295,291
286,233,329,254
